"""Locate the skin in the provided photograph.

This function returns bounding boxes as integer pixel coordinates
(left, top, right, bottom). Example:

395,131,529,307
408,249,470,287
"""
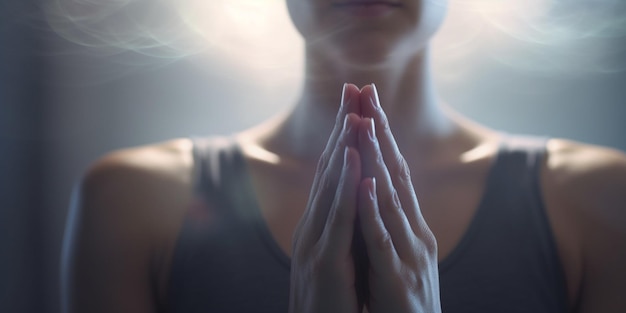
61,0,626,312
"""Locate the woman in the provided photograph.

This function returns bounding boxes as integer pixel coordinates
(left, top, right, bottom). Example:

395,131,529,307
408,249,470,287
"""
61,0,626,312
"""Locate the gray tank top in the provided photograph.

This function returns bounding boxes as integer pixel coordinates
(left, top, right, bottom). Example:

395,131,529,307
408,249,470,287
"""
167,135,569,313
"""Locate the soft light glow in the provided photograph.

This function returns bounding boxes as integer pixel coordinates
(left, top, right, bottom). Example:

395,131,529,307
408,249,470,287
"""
43,0,626,79
179,0,303,81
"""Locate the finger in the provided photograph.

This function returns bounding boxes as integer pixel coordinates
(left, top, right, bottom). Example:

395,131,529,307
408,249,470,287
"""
358,177,398,273
322,83,361,157
360,84,425,236
316,83,361,183
358,117,415,260
306,84,360,209
301,113,361,247
319,146,361,260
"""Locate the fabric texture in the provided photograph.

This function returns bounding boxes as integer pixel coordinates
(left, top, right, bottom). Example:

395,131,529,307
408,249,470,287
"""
167,135,569,313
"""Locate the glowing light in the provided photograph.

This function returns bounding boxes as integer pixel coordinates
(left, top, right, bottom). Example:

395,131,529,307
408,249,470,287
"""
244,143,282,165
43,0,626,78
180,0,303,75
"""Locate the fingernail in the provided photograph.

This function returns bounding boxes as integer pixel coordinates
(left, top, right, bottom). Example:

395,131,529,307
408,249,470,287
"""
343,114,351,133
371,83,381,108
369,177,377,200
367,118,375,141
344,146,351,168
340,83,348,109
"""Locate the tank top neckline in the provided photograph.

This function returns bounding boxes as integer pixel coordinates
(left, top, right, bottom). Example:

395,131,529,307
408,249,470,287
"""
226,134,511,273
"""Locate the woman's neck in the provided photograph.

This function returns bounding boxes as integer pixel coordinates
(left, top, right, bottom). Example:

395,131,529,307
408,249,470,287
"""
244,45,461,164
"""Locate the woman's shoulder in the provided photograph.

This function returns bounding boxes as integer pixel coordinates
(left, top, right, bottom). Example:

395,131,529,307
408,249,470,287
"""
65,138,198,310
542,138,626,236
84,138,195,187
541,138,626,311
78,137,196,236
543,138,626,206
542,137,626,248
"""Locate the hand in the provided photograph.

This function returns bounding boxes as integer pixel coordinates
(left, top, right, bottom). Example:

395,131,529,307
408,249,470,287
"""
357,84,442,313
288,83,363,313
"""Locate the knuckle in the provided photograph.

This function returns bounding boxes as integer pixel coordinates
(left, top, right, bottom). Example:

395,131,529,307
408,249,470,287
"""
375,152,385,167
391,190,402,211
406,271,425,293
375,231,394,251
382,190,403,216
398,156,412,182
316,154,328,174
319,171,334,194
388,154,411,184
421,230,438,256
376,110,390,131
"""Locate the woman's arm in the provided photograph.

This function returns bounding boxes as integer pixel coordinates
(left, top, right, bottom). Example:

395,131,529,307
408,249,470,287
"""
544,139,626,312
61,140,193,313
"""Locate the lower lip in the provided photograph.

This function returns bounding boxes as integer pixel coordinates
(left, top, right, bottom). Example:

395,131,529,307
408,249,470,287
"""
335,3,398,18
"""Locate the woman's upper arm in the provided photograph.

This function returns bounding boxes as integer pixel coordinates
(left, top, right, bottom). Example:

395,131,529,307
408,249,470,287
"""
546,140,626,313
61,140,194,313
574,151,626,313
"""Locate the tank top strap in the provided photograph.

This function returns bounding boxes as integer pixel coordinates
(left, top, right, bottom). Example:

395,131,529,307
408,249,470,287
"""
479,134,552,232
488,134,551,222
190,135,260,221
190,136,236,214
498,134,549,178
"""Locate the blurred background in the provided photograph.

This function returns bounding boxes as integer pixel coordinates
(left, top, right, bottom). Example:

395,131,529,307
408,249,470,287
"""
2,0,626,312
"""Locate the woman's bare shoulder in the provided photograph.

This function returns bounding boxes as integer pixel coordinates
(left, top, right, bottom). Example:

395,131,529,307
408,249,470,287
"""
85,138,194,187
78,137,197,245
544,138,626,207
64,138,197,312
542,138,626,312
542,138,626,236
